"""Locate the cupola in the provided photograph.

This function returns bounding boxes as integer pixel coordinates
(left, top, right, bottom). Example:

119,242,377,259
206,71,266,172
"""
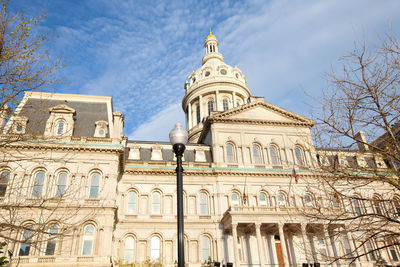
182,31,252,143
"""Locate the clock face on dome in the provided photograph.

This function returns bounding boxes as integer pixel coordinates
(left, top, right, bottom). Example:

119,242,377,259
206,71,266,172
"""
220,69,227,75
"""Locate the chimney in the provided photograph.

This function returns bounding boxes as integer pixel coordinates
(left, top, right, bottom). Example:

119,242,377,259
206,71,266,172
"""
0,104,11,130
112,111,124,141
355,131,369,152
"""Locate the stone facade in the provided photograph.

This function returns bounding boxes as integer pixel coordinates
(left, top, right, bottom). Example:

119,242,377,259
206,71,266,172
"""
0,33,398,267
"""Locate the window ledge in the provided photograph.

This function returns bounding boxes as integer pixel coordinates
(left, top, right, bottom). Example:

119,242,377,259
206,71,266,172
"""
38,256,55,263
199,215,211,219
126,214,138,218
85,199,100,203
150,215,163,218
78,256,94,262
272,165,283,169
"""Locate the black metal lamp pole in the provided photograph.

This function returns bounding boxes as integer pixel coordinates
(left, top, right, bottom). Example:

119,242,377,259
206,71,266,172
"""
174,143,185,267
169,123,188,267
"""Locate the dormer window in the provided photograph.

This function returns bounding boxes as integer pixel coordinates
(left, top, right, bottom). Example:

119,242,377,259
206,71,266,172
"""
94,120,108,138
12,116,28,134
44,104,75,137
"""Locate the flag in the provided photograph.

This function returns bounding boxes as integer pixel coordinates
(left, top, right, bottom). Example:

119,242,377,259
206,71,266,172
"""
292,168,299,184
243,192,247,205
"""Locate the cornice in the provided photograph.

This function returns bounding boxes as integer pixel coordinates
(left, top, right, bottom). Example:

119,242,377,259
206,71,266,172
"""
208,118,314,127
212,101,313,124
124,165,318,178
0,139,124,153
182,80,250,108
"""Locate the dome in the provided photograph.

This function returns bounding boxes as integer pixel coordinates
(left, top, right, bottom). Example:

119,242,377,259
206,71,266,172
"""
182,32,252,142
206,30,216,41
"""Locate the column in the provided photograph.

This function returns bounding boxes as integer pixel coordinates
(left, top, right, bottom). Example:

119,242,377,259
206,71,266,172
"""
188,103,192,129
199,95,203,123
267,234,279,266
232,223,240,267
346,232,361,267
215,90,219,111
255,223,266,267
323,225,335,261
278,223,290,267
232,92,237,107
301,224,311,266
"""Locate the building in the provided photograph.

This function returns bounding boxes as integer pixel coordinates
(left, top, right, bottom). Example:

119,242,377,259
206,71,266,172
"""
0,32,398,267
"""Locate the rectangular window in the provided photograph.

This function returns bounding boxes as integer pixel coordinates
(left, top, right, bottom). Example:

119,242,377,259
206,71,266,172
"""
45,241,56,255
152,192,161,214
82,240,93,255
89,173,100,198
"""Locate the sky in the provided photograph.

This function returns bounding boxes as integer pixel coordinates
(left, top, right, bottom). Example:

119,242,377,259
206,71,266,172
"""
9,0,400,141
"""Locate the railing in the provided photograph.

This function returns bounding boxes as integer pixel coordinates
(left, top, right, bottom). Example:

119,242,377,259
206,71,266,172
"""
229,205,298,213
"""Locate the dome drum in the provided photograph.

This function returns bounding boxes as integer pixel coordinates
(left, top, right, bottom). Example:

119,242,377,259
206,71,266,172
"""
182,32,252,140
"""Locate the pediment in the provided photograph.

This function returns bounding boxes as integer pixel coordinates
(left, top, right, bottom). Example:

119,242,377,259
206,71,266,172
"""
48,104,75,114
211,101,314,126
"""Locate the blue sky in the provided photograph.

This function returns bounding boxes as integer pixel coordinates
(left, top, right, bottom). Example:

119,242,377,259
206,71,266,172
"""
9,0,400,141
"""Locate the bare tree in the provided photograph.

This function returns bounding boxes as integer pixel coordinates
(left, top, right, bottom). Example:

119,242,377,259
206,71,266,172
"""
0,1,108,262
0,0,63,130
302,31,400,266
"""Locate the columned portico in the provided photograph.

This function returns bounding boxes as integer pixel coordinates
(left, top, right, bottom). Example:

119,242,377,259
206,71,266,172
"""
255,223,266,266
278,223,289,267
232,223,240,267
301,223,312,266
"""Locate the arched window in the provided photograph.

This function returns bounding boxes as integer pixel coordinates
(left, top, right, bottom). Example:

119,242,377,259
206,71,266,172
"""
252,144,263,164
277,193,286,207
18,225,33,256
196,104,200,124
295,147,305,166
89,173,100,198
388,238,399,261
127,191,137,215
55,172,67,197
304,194,313,207
151,236,161,261
32,171,45,198
199,192,209,215
45,225,58,255
207,100,214,115
366,240,376,261
259,192,269,207
82,224,95,255
331,193,340,208
226,143,236,163
372,196,383,215
0,170,10,197
57,122,64,135
269,146,280,165
353,197,362,216
124,236,135,263
201,235,211,262
393,197,400,216
223,99,229,111
152,192,161,215
231,192,240,206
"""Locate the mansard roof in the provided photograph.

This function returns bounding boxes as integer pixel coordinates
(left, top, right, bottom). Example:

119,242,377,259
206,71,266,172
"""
11,93,111,138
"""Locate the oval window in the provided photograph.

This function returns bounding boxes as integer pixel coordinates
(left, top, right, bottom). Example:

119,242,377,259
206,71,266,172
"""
220,69,227,75
205,71,210,77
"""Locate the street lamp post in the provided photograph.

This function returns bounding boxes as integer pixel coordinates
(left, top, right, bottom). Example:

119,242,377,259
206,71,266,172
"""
169,123,188,267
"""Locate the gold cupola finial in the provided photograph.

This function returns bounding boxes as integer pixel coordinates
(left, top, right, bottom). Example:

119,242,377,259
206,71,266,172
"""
206,29,216,41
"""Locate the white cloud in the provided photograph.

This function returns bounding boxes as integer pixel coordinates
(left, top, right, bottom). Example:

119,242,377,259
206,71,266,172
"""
129,102,185,141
